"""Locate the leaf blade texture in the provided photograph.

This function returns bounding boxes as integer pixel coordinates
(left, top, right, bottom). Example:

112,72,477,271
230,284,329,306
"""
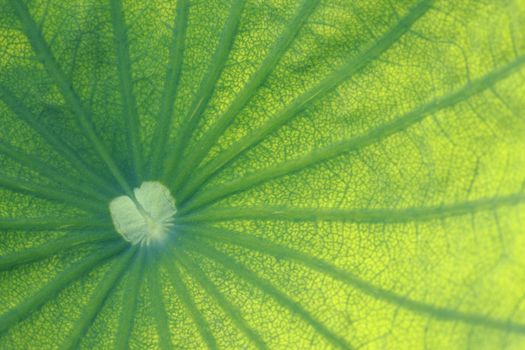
0,0,525,349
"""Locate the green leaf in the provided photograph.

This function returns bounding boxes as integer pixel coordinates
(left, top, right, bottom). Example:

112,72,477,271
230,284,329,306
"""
1,0,525,349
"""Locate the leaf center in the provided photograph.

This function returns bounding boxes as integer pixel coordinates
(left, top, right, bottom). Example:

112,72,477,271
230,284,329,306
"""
109,181,177,246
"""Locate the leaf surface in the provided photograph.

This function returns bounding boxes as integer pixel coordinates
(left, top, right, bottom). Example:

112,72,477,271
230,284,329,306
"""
1,0,525,349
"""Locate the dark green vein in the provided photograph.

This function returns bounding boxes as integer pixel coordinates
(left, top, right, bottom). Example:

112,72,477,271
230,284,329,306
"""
162,254,217,350
61,246,137,350
109,0,143,182
0,140,108,203
148,0,189,179
177,0,433,203
0,241,126,335
186,225,525,334
147,254,173,350
0,231,117,271
162,0,246,183
171,0,321,192
179,192,525,224
0,172,105,214
115,248,145,350
182,53,525,213
0,216,110,231
182,236,353,350
9,0,133,196
175,250,268,350
0,84,117,196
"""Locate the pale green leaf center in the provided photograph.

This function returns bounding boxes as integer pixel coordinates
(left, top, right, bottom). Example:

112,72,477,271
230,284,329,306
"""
109,181,176,246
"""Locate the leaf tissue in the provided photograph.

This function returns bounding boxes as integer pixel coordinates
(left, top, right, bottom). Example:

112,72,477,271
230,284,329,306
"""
0,0,525,349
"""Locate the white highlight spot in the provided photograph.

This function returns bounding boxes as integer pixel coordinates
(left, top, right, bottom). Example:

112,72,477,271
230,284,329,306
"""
109,181,176,246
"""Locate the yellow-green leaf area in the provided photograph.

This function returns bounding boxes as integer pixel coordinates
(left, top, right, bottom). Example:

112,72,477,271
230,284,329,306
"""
0,0,525,349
